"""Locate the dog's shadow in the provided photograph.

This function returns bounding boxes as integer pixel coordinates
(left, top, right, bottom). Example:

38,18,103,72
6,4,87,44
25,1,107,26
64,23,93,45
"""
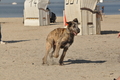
5,40,31,43
64,59,106,65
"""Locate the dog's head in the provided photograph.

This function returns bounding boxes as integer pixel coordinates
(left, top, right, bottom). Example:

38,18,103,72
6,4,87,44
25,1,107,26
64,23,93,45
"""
66,18,80,36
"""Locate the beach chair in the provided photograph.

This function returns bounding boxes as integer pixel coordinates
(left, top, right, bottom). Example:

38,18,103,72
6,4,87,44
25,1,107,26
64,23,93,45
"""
24,0,50,26
64,0,102,35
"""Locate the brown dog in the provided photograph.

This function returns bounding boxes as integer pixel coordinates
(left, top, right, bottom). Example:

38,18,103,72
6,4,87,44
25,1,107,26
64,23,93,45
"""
42,18,80,65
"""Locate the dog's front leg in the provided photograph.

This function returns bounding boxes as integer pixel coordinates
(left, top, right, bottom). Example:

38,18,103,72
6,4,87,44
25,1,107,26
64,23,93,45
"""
59,47,68,65
53,42,61,58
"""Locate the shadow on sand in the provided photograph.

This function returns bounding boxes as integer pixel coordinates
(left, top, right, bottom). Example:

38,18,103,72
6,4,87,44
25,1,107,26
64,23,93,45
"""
101,30,119,35
64,59,106,65
5,40,30,43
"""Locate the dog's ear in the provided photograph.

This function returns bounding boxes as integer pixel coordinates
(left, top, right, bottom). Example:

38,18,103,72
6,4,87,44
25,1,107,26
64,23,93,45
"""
73,18,78,23
73,18,80,24
66,22,72,26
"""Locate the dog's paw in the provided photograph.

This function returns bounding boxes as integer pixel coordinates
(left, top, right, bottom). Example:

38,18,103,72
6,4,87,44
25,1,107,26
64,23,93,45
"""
42,63,49,66
53,54,59,58
59,62,64,66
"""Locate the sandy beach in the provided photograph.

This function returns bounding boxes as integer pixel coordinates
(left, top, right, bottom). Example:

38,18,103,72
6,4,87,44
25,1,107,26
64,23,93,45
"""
0,15,120,80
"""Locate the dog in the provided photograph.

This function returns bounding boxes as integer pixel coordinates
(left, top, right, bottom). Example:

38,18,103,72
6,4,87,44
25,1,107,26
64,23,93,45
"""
42,18,80,65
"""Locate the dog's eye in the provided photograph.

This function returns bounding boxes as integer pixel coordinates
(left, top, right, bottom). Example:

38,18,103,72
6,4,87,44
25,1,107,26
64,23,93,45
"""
73,25,76,28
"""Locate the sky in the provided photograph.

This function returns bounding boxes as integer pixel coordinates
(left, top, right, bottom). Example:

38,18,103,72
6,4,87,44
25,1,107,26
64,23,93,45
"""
0,0,119,3
0,0,64,3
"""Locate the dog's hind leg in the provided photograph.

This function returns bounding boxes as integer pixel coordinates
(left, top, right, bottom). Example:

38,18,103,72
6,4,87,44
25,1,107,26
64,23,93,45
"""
59,47,68,65
42,42,52,64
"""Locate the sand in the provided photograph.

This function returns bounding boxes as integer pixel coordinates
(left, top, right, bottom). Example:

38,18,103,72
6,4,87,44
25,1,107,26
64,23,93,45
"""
0,15,120,80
